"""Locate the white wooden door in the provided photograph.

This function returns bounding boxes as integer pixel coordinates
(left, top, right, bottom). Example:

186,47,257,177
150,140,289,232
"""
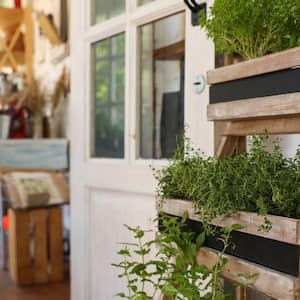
70,1,214,299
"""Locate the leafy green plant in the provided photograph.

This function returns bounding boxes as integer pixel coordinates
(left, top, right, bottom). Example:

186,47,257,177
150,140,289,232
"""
199,0,300,58
155,135,300,231
113,213,249,300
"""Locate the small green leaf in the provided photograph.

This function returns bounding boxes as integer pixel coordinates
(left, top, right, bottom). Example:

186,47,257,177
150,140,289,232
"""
161,285,178,296
196,232,206,248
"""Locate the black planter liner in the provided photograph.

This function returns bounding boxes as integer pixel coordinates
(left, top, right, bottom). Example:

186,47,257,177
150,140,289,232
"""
209,68,300,104
159,214,300,277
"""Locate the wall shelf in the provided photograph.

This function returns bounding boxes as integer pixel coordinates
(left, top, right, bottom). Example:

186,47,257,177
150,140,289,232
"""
160,199,300,246
207,46,300,85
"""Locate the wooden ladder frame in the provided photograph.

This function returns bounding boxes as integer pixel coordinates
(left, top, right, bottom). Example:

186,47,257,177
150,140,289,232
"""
208,93,300,299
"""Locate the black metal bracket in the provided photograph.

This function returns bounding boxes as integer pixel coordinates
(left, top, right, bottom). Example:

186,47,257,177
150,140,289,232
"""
184,0,207,26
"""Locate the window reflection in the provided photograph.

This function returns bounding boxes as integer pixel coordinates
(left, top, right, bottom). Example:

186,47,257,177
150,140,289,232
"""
91,34,125,158
139,13,185,159
91,0,125,25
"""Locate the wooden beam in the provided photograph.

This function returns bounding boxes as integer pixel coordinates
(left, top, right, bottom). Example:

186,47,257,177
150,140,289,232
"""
24,7,34,84
0,26,21,71
0,7,23,30
0,50,24,66
160,199,300,245
197,248,299,300
236,136,246,154
38,12,62,46
219,116,300,136
207,92,300,121
216,135,238,158
207,46,300,85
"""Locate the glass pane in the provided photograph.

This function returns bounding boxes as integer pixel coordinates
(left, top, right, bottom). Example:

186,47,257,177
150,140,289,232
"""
91,33,125,158
138,0,153,6
138,13,185,159
91,0,125,25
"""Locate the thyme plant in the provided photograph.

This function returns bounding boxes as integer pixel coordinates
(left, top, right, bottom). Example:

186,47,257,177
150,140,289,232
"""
199,0,300,58
155,136,300,229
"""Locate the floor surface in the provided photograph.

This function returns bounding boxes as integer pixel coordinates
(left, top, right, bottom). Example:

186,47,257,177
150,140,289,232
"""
0,269,70,300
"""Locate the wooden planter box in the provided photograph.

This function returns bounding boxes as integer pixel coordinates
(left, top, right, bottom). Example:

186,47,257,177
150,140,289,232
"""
160,199,300,300
208,47,300,105
8,207,64,285
161,199,300,245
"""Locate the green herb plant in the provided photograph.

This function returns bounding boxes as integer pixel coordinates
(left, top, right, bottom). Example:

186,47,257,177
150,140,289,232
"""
113,213,251,300
155,135,300,233
199,0,300,59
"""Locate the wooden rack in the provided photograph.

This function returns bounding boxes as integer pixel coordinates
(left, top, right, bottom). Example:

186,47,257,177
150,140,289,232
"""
161,47,300,299
0,7,62,84
211,48,300,299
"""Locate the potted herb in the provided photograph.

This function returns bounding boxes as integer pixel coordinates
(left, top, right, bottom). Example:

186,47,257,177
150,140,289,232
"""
156,136,300,298
199,0,300,105
200,0,300,59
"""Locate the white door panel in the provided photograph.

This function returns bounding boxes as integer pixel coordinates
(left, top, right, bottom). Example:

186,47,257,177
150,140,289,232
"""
89,191,156,299
70,1,215,299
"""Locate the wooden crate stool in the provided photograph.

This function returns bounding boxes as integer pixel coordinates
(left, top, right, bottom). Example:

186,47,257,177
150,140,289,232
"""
8,206,64,285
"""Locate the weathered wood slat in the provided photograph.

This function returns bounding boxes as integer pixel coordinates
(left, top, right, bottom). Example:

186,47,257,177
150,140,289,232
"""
8,209,33,285
207,92,300,121
160,199,300,245
207,46,300,84
197,247,299,300
0,139,68,170
32,210,48,284
49,207,64,282
220,117,300,136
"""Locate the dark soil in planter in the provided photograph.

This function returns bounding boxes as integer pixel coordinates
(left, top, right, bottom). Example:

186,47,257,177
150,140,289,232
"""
159,214,300,277
210,68,300,104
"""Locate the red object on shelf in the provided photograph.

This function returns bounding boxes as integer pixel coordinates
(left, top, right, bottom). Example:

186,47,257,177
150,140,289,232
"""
2,215,9,232
14,0,22,8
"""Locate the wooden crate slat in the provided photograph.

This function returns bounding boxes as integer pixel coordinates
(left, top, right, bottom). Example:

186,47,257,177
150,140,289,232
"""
207,46,300,85
32,209,48,284
197,247,299,300
8,209,33,285
161,199,300,245
48,207,64,282
207,92,300,121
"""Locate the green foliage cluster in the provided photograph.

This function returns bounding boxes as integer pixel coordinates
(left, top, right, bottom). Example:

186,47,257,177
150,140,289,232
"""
113,213,244,300
155,136,300,227
199,0,300,58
